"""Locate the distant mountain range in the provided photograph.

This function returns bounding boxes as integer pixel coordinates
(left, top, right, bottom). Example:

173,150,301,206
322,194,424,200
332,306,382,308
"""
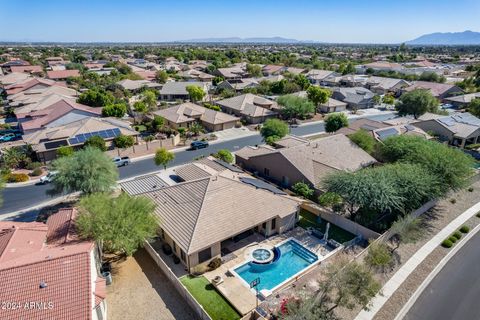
406,30,480,45
177,37,315,44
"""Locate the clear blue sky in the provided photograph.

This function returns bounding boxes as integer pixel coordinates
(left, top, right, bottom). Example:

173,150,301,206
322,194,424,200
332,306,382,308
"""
1,0,479,43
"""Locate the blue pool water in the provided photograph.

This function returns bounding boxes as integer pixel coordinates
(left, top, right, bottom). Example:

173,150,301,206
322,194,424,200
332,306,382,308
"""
234,240,318,291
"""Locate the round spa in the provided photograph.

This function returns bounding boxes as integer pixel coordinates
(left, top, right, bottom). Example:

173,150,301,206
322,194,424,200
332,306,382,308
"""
251,247,275,264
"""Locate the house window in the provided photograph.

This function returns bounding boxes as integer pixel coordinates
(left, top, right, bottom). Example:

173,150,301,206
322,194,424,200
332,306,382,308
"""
262,222,267,229
180,250,186,262
198,247,212,264
264,168,270,176
271,218,276,230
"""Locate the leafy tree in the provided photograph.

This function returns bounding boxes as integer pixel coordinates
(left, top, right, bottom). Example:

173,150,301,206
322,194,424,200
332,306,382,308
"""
102,102,127,118
133,101,148,114
294,74,311,90
154,147,175,169
342,62,356,75
260,118,289,144
396,89,439,119
1,147,29,169
380,135,474,190
318,192,342,208
325,113,348,133
382,94,395,105
372,95,381,105
151,115,165,132
307,86,331,112
348,129,377,154
186,85,206,102
142,90,157,109
84,135,107,151
78,88,115,107
364,241,393,273
114,135,135,148
246,64,262,77
155,70,168,83
51,147,118,194
278,94,315,120
77,192,157,256
56,146,74,158
468,98,480,117
419,71,446,83
292,182,314,199
189,122,204,136
212,76,224,86
213,149,234,163
389,215,423,253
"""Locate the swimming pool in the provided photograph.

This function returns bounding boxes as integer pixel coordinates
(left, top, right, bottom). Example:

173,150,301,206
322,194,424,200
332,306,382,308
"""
233,239,318,293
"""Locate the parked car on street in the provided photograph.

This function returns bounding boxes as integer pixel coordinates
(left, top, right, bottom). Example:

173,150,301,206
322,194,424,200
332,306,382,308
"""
39,171,58,184
112,156,131,167
190,140,209,150
0,133,20,142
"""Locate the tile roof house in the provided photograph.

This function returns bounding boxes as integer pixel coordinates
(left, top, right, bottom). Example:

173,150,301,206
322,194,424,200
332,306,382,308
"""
403,81,464,100
412,112,480,148
215,66,247,80
215,93,278,124
0,208,107,320
134,69,157,81
7,85,78,107
444,92,480,108
116,79,161,91
19,99,103,134
10,65,44,74
178,69,215,82
306,69,337,85
236,133,377,190
262,64,284,76
365,76,411,95
5,78,65,95
292,91,347,113
331,87,375,109
159,81,209,101
46,69,81,80
135,165,299,273
0,72,32,86
152,102,239,132
358,61,404,73
24,117,139,162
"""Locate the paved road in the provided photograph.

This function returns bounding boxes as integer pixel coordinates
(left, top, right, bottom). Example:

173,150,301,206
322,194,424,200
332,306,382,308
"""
0,113,395,215
405,230,480,320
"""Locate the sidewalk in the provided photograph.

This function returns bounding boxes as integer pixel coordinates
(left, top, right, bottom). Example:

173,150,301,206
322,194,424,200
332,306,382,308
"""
355,200,480,320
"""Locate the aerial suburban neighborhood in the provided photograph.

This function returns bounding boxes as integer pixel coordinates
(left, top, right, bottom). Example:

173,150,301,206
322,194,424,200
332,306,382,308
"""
2,1,480,320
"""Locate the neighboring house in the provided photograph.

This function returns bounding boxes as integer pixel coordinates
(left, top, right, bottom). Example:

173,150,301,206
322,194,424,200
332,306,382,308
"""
127,159,299,273
0,208,107,320
134,70,157,81
306,69,337,85
0,59,31,72
0,72,32,86
215,93,279,124
19,99,103,134
215,66,247,80
45,56,65,67
46,69,81,80
152,102,239,132
23,117,139,162
283,67,306,75
10,65,43,74
337,118,391,136
413,112,480,148
331,87,375,109
178,69,214,82
403,81,464,100
117,79,161,92
159,81,209,101
262,64,284,76
292,91,346,113
217,78,259,92
4,78,64,95
356,61,404,73
236,133,377,190
365,76,411,96
8,85,78,107
444,92,480,108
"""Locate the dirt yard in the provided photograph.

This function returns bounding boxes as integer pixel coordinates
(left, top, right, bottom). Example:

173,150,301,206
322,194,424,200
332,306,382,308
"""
106,249,197,320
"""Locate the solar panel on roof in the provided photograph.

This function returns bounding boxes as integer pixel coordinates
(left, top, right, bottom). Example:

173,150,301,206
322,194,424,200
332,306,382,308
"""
239,177,287,195
45,140,69,150
68,138,78,145
438,117,456,127
112,128,121,136
377,128,398,141
98,131,109,138
77,135,86,143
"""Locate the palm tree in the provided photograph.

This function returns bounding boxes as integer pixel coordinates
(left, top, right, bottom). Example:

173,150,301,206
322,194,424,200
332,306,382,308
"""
189,122,204,137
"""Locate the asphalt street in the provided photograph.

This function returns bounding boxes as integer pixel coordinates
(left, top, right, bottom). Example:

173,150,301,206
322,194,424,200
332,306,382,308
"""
0,113,394,216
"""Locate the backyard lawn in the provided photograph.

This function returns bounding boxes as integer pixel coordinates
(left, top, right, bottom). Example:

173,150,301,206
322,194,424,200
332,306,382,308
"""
180,275,241,320
298,209,356,244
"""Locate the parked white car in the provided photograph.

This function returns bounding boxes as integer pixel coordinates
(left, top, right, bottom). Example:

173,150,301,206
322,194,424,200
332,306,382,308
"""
40,171,58,184
112,156,131,167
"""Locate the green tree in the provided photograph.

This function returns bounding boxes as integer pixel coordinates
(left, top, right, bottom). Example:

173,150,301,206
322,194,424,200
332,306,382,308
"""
382,94,395,105
294,74,311,90
260,118,289,144
348,129,377,154
318,192,342,209
342,62,356,75
364,241,394,273
307,86,331,113
389,215,423,253
142,90,157,109
212,76,224,86
154,147,175,169
84,135,107,151
114,135,135,148
292,182,314,199
396,89,439,119
372,95,381,105
56,146,74,158
78,88,115,107
189,122,204,136
186,85,206,102
213,149,234,163
278,94,315,120
51,147,118,194
102,102,127,118
246,64,262,77
133,101,148,113
325,113,348,133
77,193,157,256
155,70,168,83
1,147,29,169
468,98,480,117
151,115,165,132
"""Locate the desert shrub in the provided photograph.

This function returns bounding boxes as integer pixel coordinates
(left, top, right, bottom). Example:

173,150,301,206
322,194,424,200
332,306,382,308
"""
452,231,462,240
26,161,42,170
208,257,222,270
6,173,29,183
448,236,458,243
450,198,456,204
460,225,470,233
30,167,43,176
468,187,474,192
441,239,453,248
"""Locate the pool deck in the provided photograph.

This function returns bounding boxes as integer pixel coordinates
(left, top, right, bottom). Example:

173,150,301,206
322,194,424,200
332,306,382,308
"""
203,227,338,315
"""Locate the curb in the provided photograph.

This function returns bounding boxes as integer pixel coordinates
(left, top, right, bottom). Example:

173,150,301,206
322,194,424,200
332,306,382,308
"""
393,222,480,320
5,179,41,188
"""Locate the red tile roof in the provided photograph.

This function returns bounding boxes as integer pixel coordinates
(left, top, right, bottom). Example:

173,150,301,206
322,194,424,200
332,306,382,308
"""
135,70,156,81
5,78,63,95
0,208,103,320
10,65,43,74
47,69,80,79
